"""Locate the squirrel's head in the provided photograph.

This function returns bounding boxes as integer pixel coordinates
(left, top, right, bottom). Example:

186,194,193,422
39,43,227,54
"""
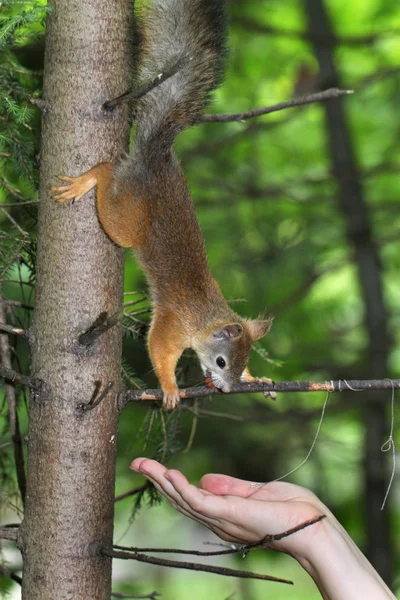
193,316,272,392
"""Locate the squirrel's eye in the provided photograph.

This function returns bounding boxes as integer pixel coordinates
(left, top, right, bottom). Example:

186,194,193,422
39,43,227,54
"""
216,356,226,369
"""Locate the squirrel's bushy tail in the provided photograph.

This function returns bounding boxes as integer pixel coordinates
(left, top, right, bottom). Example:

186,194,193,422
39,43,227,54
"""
134,0,226,163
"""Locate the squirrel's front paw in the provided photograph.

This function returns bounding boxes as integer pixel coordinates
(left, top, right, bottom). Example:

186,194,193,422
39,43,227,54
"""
162,386,181,411
253,377,276,400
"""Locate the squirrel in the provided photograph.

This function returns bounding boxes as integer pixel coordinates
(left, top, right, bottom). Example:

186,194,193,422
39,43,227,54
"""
51,0,274,410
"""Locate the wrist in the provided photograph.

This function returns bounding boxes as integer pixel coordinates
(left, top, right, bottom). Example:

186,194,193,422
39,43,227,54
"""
293,514,395,600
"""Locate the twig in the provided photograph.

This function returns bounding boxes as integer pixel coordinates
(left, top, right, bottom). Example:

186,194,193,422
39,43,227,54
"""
102,547,292,585
29,97,49,112
0,527,18,542
0,564,22,586
0,323,26,337
0,178,25,201
114,484,147,503
5,299,34,311
0,207,29,237
200,88,353,123
77,381,114,411
0,200,39,208
0,293,26,503
122,378,400,405
112,516,325,557
103,59,186,111
0,365,42,391
78,311,121,347
111,593,160,600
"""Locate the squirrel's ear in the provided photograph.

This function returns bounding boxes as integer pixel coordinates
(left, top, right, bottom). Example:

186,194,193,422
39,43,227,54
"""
247,316,273,341
212,323,243,340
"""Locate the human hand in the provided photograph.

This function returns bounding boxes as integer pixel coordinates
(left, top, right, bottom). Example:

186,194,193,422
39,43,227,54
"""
130,457,326,559
131,459,397,600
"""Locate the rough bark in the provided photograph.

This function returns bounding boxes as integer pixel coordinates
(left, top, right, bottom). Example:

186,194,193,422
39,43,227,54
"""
304,0,393,585
19,1,132,598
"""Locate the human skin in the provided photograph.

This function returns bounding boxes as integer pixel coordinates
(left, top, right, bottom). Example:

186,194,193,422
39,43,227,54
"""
131,458,396,600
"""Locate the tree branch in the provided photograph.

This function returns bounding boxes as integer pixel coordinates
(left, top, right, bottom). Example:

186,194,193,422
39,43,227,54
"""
0,323,27,337
0,365,42,391
102,547,292,585
0,564,22,586
0,526,18,542
113,516,325,557
103,59,186,111
200,88,353,123
122,378,400,405
114,484,147,503
78,311,121,347
111,593,160,600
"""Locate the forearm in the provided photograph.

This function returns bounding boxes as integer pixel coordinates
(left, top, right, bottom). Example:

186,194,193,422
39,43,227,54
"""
295,517,396,600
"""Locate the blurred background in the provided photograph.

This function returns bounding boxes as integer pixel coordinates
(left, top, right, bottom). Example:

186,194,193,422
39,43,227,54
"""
1,0,400,597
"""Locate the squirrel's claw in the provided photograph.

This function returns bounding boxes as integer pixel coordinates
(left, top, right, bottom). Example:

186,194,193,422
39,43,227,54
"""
254,377,276,400
162,387,181,411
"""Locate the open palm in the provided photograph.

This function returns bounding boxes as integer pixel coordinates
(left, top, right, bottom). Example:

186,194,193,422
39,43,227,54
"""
131,458,326,556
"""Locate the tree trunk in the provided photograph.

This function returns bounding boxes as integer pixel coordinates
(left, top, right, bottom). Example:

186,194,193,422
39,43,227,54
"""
304,0,393,585
19,1,132,598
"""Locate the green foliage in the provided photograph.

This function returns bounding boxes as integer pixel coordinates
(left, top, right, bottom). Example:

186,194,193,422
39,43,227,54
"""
0,0,46,196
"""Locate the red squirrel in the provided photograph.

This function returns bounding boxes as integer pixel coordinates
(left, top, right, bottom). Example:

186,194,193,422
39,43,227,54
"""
52,0,273,409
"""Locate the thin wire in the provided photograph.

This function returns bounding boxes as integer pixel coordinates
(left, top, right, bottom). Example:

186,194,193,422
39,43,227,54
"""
273,387,330,482
342,379,365,392
380,379,396,511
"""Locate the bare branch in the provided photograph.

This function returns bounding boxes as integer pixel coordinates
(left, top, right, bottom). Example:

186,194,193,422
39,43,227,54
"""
78,311,121,347
0,526,18,542
114,484,147,503
0,207,29,238
0,177,25,201
102,547,292,585
122,378,400,406
30,97,49,113
77,381,114,412
0,564,22,586
200,88,353,123
113,516,325,557
0,200,39,208
0,323,27,337
0,365,42,391
111,593,160,600
103,59,186,111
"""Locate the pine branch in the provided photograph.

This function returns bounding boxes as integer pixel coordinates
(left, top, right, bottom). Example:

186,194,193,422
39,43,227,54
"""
200,88,353,123
122,378,400,406
101,547,293,585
